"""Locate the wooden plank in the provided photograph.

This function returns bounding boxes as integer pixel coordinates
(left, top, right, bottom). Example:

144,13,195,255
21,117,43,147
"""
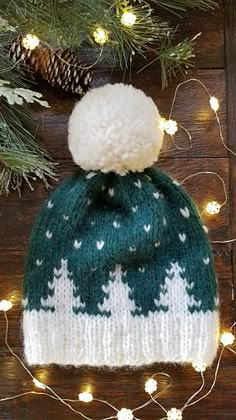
225,0,236,325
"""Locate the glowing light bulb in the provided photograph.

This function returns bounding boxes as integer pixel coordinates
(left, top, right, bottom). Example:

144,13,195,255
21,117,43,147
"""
121,11,137,27
144,378,158,394
210,96,219,112
192,362,207,372
33,378,46,389
0,300,13,311
93,26,108,45
160,118,178,135
220,332,235,346
117,408,133,420
167,408,183,420
78,392,93,403
205,200,221,215
22,34,40,50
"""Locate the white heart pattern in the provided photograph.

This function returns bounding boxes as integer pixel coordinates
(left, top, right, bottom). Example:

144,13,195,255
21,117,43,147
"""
132,206,138,213
155,241,160,248
47,200,53,209
63,215,69,221
86,172,96,179
45,230,53,239
113,221,120,229
203,225,209,234
36,259,43,266
153,191,160,199
97,240,105,250
138,267,145,273
179,233,186,243
180,207,190,218
144,224,151,233
134,179,142,188
203,257,210,265
74,240,82,249
129,246,136,252
108,188,114,197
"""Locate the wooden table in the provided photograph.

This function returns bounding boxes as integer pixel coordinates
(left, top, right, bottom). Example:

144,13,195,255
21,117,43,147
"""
0,0,235,418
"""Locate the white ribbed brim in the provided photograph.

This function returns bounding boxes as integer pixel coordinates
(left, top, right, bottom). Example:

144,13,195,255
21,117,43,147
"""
23,309,219,366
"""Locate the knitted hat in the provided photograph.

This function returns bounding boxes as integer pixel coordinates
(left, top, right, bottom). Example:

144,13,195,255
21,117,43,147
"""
22,83,219,367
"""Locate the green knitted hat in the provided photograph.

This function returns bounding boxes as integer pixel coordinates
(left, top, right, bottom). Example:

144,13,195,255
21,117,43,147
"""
22,83,219,367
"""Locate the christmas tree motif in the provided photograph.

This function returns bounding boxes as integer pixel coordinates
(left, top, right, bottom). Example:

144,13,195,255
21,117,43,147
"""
40,259,85,313
98,264,138,318
154,262,202,313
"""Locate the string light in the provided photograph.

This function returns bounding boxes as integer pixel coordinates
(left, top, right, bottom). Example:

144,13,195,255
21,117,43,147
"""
22,34,40,50
192,362,207,372
205,200,221,215
160,118,178,135
121,10,137,27
209,96,220,112
78,391,93,403
93,26,108,45
145,378,158,394
167,408,183,420
117,408,133,420
0,300,13,311
220,332,235,346
33,378,46,390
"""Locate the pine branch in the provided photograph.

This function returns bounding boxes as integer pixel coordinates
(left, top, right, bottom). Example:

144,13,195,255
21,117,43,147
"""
151,0,218,12
0,102,56,195
0,44,56,195
159,32,199,89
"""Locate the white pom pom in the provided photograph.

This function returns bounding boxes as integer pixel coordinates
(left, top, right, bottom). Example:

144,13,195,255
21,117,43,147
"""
68,83,163,175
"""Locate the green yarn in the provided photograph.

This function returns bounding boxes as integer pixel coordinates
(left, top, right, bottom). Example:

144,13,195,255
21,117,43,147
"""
23,168,218,316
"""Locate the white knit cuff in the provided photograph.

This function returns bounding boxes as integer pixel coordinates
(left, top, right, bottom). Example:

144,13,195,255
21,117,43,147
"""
23,309,219,366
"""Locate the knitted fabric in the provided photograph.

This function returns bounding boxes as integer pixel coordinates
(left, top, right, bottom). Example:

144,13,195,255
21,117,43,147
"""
23,168,219,367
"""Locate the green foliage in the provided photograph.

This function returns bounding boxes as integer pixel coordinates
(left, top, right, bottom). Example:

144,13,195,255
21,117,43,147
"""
0,49,56,195
152,0,217,11
0,0,217,85
0,0,217,194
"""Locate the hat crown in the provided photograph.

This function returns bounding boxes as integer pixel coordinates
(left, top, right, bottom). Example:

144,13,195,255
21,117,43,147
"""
23,169,219,367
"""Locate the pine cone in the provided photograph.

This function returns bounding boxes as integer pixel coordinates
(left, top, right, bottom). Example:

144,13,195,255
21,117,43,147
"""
9,35,93,96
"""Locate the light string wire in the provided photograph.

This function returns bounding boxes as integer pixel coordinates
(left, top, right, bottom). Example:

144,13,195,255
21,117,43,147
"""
1,308,236,419
180,171,228,212
168,77,236,156
169,78,236,245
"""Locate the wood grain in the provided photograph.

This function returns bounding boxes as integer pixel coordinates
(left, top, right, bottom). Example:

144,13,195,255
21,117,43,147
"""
225,0,236,327
0,1,236,419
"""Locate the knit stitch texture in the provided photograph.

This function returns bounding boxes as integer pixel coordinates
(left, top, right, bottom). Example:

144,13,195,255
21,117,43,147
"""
22,168,219,367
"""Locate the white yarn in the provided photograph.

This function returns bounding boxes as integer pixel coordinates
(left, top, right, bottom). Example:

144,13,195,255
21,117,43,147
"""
23,262,219,367
68,83,164,174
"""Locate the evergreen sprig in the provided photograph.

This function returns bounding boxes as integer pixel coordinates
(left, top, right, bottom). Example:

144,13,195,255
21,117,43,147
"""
0,0,217,194
0,0,217,86
152,0,217,12
0,49,56,195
